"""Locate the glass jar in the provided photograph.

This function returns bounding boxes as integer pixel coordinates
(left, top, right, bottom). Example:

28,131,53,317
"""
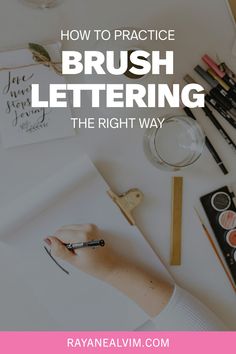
20,0,63,8
143,115,205,171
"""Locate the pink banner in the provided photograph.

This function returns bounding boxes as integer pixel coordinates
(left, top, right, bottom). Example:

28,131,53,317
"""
0,332,235,354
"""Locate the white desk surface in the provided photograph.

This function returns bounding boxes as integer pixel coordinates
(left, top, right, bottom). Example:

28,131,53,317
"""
0,0,235,329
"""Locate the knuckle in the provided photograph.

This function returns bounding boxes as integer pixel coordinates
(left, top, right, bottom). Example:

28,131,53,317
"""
52,244,68,259
85,224,98,233
54,228,64,235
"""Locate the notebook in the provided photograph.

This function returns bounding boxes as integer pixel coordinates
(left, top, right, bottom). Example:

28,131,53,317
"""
0,156,172,330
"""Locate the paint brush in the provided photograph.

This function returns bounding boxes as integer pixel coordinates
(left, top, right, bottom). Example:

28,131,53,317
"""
194,208,236,292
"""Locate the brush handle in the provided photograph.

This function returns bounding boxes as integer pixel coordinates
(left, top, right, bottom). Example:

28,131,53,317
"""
203,224,236,292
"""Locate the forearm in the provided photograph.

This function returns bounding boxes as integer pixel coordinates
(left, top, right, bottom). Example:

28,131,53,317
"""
107,262,174,317
50,225,174,318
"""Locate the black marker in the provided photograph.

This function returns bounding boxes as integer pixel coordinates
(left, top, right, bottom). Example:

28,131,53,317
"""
194,65,236,112
207,68,236,104
202,104,236,153
183,106,228,175
205,94,236,129
66,239,105,251
184,75,236,153
219,62,236,81
185,70,236,129
202,55,236,92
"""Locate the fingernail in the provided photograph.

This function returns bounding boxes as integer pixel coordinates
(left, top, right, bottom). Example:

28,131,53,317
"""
44,238,51,246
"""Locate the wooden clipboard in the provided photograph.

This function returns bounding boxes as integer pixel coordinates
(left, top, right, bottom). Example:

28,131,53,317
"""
227,0,236,24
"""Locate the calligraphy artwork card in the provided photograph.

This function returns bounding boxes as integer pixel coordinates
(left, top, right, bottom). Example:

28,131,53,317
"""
0,42,74,148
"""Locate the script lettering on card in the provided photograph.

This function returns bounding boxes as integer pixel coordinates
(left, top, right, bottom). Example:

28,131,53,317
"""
2,71,51,133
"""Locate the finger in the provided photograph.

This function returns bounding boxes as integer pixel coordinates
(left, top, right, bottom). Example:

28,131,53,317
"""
58,224,99,234
55,225,100,243
58,224,84,231
54,229,90,243
47,237,77,263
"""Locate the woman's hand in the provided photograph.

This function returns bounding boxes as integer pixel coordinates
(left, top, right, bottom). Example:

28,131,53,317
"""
45,223,174,317
44,224,119,281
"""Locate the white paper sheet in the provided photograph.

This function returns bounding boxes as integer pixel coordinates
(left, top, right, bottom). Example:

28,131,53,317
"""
0,242,57,330
0,156,172,330
233,38,236,56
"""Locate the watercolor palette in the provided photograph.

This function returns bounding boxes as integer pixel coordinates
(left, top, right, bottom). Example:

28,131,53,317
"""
200,186,236,285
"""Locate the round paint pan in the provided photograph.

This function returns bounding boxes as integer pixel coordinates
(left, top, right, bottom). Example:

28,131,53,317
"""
219,210,236,230
226,229,236,248
211,192,231,212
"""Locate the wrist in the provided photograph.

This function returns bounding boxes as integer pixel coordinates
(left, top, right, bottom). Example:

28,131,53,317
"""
106,262,174,317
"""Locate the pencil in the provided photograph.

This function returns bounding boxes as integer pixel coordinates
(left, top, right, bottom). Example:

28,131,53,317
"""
194,208,236,292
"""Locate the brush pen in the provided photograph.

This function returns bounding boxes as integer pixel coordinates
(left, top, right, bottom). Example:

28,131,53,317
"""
194,65,236,109
202,104,236,153
194,208,236,293
202,55,236,91
219,62,236,81
65,239,105,251
205,93,236,129
183,106,228,175
184,75,236,152
189,70,236,128
207,68,236,104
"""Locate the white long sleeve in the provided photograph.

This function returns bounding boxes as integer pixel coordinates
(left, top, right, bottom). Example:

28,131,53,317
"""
136,285,227,331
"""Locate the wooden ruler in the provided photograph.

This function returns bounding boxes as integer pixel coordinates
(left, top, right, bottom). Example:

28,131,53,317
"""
170,177,183,266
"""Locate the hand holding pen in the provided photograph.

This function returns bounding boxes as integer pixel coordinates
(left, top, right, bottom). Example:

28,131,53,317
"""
44,224,118,279
45,224,174,317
